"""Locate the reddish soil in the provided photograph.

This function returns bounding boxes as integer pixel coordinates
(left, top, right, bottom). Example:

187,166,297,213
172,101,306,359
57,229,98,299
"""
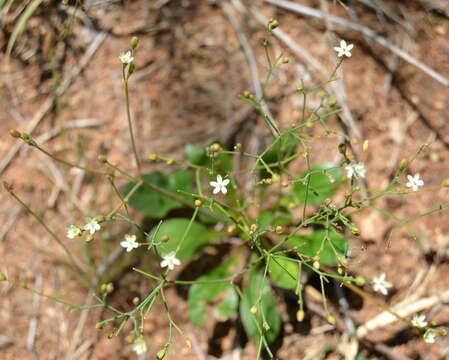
1,1,449,359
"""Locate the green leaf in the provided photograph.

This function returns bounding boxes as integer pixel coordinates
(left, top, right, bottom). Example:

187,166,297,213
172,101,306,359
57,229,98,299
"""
123,170,193,218
185,144,208,165
152,218,212,261
292,163,342,205
287,230,348,265
257,211,274,231
240,269,281,345
268,256,299,290
188,259,237,326
216,289,239,319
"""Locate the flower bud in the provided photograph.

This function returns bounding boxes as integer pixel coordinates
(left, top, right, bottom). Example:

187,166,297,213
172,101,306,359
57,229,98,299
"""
250,306,258,315
263,322,270,331
130,36,139,49
97,155,107,163
281,57,289,64
132,297,140,305
268,18,279,31
250,224,259,234
327,315,336,325
275,226,283,234
0,271,7,281
9,129,21,138
313,260,320,269
296,310,305,322
156,347,167,359
210,143,221,153
355,276,366,286
442,179,449,187
363,140,369,152
263,178,272,185
149,153,158,161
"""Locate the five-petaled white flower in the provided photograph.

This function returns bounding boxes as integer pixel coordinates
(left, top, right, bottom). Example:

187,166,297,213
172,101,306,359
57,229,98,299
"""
160,252,181,271
132,336,147,355
66,225,82,239
210,175,230,195
83,218,101,235
120,234,139,252
345,162,366,179
119,51,134,65
334,40,354,57
372,273,392,296
423,329,437,344
411,314,428,328
406,174,424,191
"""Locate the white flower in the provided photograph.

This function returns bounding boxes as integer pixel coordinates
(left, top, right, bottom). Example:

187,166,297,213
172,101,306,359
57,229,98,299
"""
83,218,101,235
423,329,437,344
411,314,428,328
119,51,134,64
406,174,424,191
334,40,354,57
210,175,230,195
160,252,181,271
120,234,139,252
372,273,392,296
132,336,147,355
345,162,366,179
66,225,82,239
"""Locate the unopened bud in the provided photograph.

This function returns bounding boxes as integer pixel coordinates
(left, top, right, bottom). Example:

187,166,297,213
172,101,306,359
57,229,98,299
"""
363,140,369,152
275,226,283,234
132,297,140,305
234,143,242,152
281,57,289,64
327,97,337,106
350,226,360,236
166,159,174,165
86,234,94,242
296,87,304,93
296,309,304,322
130,36,139,49
327,315,336,325
97,155,107,163
97,215,105,223
194,199,202,207
156,347,167,359
0,271,6,281
263,322,270,331
268,18,279,31
355,276,366,286
318,91,327,99
313,260,320,269
106,282,114,293
250,224,259,234
185,339,192,348
210,143,221,153
263,178,272,185
226,224,236,234
272,173,280,183
442,179,449,187
9,129,21,138
281,180,289,187
149,153,158,161
250,306,258,315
